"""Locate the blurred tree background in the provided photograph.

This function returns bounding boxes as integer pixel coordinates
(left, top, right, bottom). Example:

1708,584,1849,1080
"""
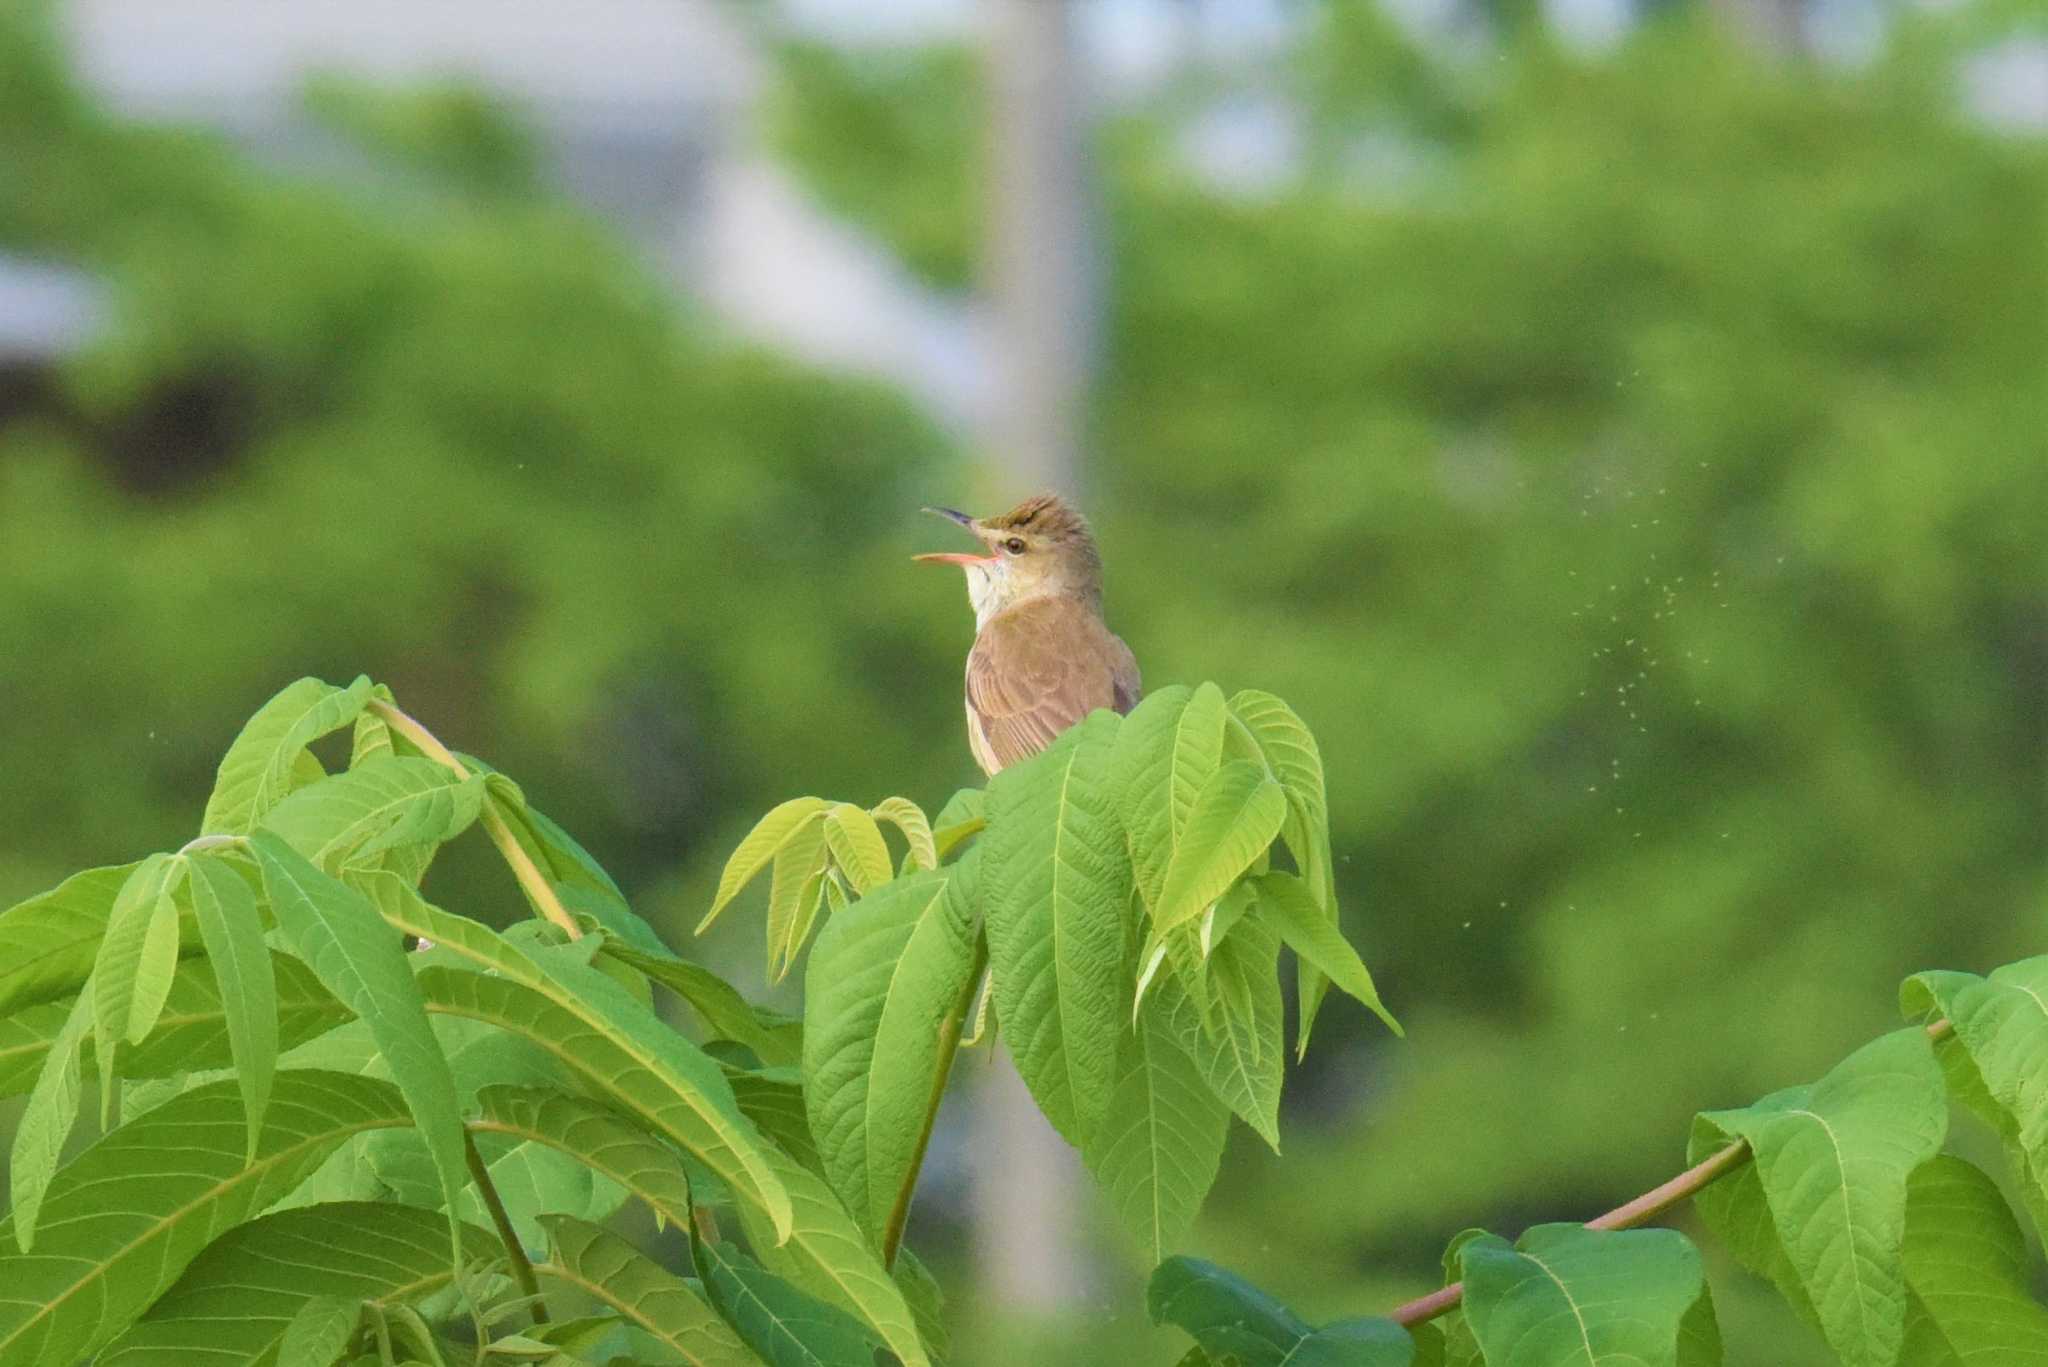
1,0,2042,1362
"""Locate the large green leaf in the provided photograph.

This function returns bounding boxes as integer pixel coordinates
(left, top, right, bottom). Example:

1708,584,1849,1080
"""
983,710,1133,1148
1902,958,2048,1236
253,832,469,1252
693,1236,883,1367
1083,991,1230,1263
95,1200,498,1367
1148,760,1286,943
1459,1223,1711,1366
700,799,830,933
536,1216,759,1367
803,864,977,1243
1155,916,1285,1148
201,676,376,836
1146,1257,1415,1366
0,1069,412,1366
187,851,280,1160
1252,871,1400,1037
361,873,792,1241
1898,1155,2048,1363
1114,684,1226,911
1226,690,1339,1048
1690,1027,1948,1367
604,942,803,1069
470,1085,698,1232
259,755,485,872
729,1146,931,1367
0,862,142,1016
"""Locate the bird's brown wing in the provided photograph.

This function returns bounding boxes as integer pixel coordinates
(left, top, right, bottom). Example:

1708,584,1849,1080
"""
965,596,1138,774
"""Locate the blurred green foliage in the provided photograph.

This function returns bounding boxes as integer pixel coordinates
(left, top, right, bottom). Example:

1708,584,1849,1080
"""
763,4,2045,1360
0,0,2042,1362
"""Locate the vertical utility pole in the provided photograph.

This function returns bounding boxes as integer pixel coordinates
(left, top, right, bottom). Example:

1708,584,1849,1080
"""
970,0,1093,1320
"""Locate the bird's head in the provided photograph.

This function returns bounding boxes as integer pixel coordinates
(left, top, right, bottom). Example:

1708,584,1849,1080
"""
914,493,1104,626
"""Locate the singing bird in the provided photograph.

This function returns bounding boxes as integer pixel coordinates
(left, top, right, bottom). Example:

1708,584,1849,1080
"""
915,494,1142,775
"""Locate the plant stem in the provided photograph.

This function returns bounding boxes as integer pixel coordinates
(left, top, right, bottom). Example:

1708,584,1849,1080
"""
366,699,580,939
465,1129,549,1324
880,928,992,1269
1386,1013,1955,1328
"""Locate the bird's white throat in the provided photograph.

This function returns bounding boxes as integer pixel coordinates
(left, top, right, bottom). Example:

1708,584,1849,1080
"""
964,559,1008,629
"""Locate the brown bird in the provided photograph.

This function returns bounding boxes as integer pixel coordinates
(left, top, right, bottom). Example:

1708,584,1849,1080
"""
914,494,1142,775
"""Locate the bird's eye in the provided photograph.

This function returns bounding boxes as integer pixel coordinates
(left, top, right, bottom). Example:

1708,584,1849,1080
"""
1002,537,1027,555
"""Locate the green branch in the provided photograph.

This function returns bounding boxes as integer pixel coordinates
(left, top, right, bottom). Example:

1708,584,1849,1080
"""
465,1130,548,1325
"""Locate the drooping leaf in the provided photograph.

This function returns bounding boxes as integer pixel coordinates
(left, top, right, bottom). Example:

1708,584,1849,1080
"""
1148,760,1286,943
259,755,486,873
694,1234,885,1367
87,853,179,1077
1902,958,2048,1236
276,1294,364,1367
6,982,95,1253
187,851,280,1160
253,832,470,1254
728,1064,821,1175
767,815,832,982
803,865,977,1242
891,1247,949,1363
700,799,830,933
1083,990,1230,1263
728,1145,931,1367
1898,1154,2048,1362
605,941,803,1069
95,1199,497,1367
0,1070,413,1366
1690,1028,1948,1367
0,861,141,1016
469,1085,697,1235
1114,685,1226,911
982,710,1133,1148
821,804,893,897
535,1216,758,1367
202,676,376,836
1154,916,1285,1149
1459,1223,1711,1366
1146,1257,1414,1366
870,797,938,873
1252,871,1400,1038
1227,690,1339,1046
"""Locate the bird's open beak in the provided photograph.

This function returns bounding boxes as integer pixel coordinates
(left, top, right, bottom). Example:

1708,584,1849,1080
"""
914,506,995,565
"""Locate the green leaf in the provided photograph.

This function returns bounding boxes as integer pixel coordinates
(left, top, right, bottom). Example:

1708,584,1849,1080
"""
202,676,376,836
693,1237,883,1367
469,1085,697,1229
983,710,1133,1148
729,1145,931,1367
0,861,141,1016
821,804,893,896
1227,690,1339,1047
1114,684,1227,912
803,866,977,1242
535,1216,759,1367
278,1294,365,1367
0,1070,414,1365
1898,1154,2048,1362
6,983,95,1253
870,797,937,872
187,852,280,1161
87,853,179,1075
253,832,470,1255
1690,1028,1948,1367
1902,958,2048,1236
701,799,830,933
96,1199,498,1367
1148,760,1286,943
1146,1257,1414,1366
1675,1285,1725,1367
260,755,486,872
1459,1223,1710,1366
1148,914,1286,1149
767,816,831,983
1083,990,1230,1263
890,1247,948,1363
605,942,803,1069
1251,871,1400,1038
